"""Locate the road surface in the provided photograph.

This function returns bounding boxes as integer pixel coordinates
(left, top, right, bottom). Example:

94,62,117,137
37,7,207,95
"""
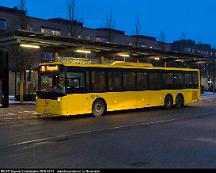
0,98,216,168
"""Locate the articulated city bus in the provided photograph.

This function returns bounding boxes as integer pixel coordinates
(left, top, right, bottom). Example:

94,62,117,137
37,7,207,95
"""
36,62,200,117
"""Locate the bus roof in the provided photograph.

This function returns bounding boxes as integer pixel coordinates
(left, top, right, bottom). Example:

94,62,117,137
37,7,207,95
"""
40,61,199,72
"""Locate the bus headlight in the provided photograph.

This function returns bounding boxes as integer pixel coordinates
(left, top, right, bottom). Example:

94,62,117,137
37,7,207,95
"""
57,97,62,102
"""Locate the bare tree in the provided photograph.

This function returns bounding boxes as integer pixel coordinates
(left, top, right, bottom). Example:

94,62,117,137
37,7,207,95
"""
67,0,76,22
67,0,76,37
104,9,116,42
159,31,166,49
135,13,142,35
105,9,115,29
180,32,187,52
134,13,142,46
17,0,27,29
19,0,26,11
66,0,83,37
181,32,187,40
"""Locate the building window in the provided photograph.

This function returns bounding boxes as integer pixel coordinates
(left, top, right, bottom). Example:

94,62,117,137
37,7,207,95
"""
0,20,6,30
41,27,61,36
27,24,33,31
86,36,91,40
96,36,109,43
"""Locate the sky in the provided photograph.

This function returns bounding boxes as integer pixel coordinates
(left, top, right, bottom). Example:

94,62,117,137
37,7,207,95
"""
1,0,216,47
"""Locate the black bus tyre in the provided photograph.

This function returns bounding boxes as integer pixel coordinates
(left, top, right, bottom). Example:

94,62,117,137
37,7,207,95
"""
164,95,173,110
92,99,106,118
175,95,184,109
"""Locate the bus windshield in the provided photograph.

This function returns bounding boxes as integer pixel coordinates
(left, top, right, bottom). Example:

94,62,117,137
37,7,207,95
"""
39,73,65,94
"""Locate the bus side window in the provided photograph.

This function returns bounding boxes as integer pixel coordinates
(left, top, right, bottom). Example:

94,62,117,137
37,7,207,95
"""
174,72,184,89
67,72,85,91
185,73,193,88
162,72,173,89
86,71,91,91
108,71,123,91
192,72,199,89
91,71,106,92
68,78,80,89
123,71,136,91
137,72,148,90
149,72,162,90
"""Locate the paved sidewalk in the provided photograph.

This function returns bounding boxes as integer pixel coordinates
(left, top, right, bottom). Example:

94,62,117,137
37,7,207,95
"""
0,104,40,122
200,92,216,101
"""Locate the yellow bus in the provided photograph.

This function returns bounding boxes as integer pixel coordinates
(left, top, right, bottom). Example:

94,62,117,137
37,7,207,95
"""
36,62,200,117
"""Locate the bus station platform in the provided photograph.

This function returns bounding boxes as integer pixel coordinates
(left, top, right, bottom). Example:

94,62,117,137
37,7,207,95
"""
0,104,38,122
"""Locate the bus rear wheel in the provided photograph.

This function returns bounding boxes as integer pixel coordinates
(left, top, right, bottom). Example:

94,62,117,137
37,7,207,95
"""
175,94,184,109
164,95,173,110
92,99,106,118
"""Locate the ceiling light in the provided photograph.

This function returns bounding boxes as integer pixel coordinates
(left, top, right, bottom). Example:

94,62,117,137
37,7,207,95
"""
20,44,40,49
118,53,130,57
75,50,91,54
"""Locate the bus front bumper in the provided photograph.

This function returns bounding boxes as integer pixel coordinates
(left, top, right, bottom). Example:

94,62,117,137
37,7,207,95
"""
36,98,64,116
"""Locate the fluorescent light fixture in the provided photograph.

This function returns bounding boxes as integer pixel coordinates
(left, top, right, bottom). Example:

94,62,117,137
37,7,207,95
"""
175,59,184,62
154,57,160,61
20,44,40,49
118,53,130,57
197,61,206,64
75,49,91,54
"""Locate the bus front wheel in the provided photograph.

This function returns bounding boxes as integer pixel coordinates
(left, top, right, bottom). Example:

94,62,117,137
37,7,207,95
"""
164,95,173,110
92,99,106,118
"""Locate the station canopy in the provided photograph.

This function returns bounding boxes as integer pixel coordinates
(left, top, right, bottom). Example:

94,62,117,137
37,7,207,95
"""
0,30,210,64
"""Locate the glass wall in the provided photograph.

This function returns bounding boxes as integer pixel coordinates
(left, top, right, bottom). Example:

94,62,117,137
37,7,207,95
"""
0,51,9,108
0,79,2,107
15,69,38,101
